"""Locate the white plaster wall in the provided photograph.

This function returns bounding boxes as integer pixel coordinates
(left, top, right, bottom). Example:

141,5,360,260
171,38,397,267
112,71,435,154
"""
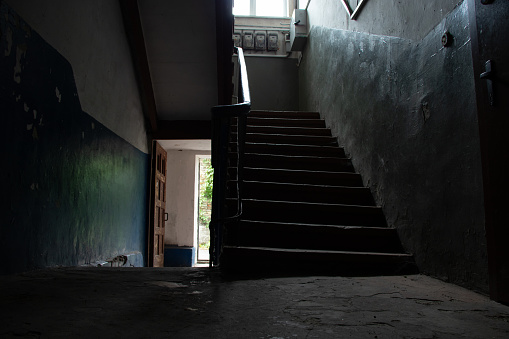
6,0,148,152
165,150,211,247
306,0,463,41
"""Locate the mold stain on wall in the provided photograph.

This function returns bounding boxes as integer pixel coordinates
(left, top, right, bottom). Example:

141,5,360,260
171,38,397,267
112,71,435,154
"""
0,3,149,273
299,1,488,293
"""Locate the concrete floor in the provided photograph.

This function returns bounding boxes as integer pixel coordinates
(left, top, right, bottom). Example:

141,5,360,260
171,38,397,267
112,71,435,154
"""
1,267,508,338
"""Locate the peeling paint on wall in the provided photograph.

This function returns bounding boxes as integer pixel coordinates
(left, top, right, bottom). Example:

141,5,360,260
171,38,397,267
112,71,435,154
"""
13,43,25,83
0,2,149,273
55,86,61,102
4,26,11,56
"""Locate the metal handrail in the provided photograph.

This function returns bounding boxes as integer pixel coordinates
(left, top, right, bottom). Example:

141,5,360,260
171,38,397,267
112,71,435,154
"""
209,47,251,266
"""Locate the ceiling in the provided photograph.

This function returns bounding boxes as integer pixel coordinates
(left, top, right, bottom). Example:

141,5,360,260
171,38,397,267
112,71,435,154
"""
158,139,211,151
137,0,219,121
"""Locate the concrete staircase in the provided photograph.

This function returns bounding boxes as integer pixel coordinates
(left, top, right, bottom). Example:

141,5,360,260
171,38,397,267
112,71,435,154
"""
221,110,416,276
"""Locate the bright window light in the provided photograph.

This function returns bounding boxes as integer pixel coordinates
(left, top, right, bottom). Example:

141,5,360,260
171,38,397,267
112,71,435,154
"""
233,0,288,17
256,0,286,17
299,0,310,9
233,0,250,16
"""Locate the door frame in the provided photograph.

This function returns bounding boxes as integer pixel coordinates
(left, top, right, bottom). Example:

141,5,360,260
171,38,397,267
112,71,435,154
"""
148,141,167,267
468,0,509,304
195,155,212,262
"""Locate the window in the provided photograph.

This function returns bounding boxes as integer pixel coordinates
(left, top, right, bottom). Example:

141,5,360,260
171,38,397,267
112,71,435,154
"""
233,0,288,17
298,0,310,9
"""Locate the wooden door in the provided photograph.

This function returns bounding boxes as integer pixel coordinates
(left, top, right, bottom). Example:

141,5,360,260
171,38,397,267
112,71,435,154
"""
468,0,509,304
149,141,167,267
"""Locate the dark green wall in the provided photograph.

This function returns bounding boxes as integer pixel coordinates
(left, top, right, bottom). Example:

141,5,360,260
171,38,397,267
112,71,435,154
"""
300,2,488,293
0,3,149,273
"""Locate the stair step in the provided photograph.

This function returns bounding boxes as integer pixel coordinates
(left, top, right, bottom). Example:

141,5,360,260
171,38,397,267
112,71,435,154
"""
241,126,332,136
220,246,417,276
231,167,364,186
249,110,321,119
220,110,416,276
228,181,374,205
233,153,354,172
226,220,404,253
227,199,387,227
233,117,326,128
241,133,338,146
230,142,346,157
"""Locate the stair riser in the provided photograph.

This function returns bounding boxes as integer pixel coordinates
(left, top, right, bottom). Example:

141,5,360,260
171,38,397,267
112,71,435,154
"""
227,182,375,205
249,111,321,119
220,247,417,276
230,168,364,187
232,117,326,128
232,154,354,172
225,224,403,253
227,201,387,227
242,134,338,146
240,126,332,136
230,143,346,157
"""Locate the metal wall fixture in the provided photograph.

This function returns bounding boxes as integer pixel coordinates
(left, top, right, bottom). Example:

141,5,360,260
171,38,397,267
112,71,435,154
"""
234,30,285,52
441,31,453,47
267,32,278,51
243,31,254,49
340,0,370,20
233,31,242,48
254,31,266,50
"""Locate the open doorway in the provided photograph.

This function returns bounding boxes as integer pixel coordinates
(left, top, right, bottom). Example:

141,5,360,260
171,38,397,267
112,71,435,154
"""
196,156,213,263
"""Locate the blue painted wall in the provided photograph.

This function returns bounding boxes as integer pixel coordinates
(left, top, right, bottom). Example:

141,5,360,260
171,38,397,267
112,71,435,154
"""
0,3,149,273
164,246,196,267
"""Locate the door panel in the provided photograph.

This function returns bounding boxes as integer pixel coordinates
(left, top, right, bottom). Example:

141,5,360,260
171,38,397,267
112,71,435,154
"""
468,0,509,304
149,141,167,267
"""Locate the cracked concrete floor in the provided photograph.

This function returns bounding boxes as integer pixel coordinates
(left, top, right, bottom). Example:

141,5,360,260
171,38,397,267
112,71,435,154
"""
1,267,508,338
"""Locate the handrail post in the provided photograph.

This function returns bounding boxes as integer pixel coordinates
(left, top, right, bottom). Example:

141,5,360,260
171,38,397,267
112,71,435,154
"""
209,47,251,267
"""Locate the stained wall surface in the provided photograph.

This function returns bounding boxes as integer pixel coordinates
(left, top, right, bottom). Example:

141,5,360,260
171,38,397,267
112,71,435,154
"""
300,1,488,292
0,2,149,273
307,0,462,41
5,0,148,152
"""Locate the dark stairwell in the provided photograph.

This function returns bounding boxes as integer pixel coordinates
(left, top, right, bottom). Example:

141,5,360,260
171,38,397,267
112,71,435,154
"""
219,110,417,276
